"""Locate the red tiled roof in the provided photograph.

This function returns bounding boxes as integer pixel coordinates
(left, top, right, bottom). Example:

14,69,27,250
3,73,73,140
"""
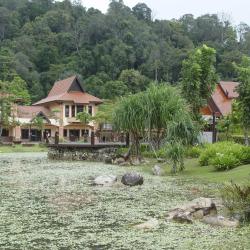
219,81,239,98
34,92,102,105
201,81,239,117
33,75,102,105
48,75,80,97
17,106,51,119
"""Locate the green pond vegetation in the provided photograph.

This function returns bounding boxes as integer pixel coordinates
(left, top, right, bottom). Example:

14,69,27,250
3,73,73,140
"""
0,153,250,250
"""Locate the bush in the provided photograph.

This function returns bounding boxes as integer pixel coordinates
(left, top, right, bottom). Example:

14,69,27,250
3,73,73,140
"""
142,147,166,159
241,146,250,164
185,145,202,158
220,182,250,222
211,153,240,171
199,141,250,170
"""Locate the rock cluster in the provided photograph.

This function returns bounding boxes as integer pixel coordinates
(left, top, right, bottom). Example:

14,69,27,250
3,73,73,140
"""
166,197,217,224
166,197,239,227
93,172,144,187
48,147,118,162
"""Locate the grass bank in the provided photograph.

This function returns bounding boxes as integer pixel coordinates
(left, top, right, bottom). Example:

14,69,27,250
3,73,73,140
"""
141,158,250,185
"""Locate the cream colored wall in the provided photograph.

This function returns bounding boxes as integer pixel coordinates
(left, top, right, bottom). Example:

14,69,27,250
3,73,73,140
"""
8,102,101,141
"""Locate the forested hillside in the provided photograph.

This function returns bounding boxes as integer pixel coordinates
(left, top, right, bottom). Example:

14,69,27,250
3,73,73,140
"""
0,0,250,102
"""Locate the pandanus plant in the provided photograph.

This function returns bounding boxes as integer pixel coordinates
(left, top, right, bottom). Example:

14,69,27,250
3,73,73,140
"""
113,83,198,171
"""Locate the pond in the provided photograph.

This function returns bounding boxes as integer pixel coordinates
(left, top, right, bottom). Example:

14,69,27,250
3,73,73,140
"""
0,153,249,249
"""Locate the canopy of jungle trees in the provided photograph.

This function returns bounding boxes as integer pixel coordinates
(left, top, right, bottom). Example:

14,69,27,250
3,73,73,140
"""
0,0,250,102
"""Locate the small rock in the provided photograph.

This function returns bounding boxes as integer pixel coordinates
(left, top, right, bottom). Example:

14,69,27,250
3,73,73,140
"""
192,209,204,220
114,157,125,165
202,216,240,228
104,156,112,164
172,212,193,224
121,172,144,186
152,165,162,176
134,218,159,230
119,161,131,167
93,175,117,186
131,159,141,165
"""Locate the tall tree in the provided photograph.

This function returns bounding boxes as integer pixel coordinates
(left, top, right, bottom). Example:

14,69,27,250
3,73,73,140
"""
181,44,217,121
234,56,250,145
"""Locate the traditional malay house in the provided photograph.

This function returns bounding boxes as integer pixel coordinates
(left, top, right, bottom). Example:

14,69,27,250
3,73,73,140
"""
200,81,239,142
0,76,103,143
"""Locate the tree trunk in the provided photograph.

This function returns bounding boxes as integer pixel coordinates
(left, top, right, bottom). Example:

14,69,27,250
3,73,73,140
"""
155,129,161,150
172,162,177,174
131,133,141,161
244,128,249,146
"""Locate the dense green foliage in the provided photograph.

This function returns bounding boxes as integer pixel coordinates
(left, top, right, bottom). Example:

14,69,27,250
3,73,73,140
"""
0,77,30,135
0,0,250,102
199,141,250,171
234,56,250,145
181,45,217,120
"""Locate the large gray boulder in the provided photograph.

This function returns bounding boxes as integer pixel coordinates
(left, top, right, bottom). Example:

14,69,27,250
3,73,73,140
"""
166,197,217,223
121,172,144,186
93,175,117,186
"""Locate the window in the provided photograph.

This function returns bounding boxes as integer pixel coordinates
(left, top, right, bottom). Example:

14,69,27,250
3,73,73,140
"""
21,129,29,139
71,105,75,117
76,105,83,114
63,129,68,137
43,129,51,139
65,105,69,117
1,128,9,137
88,106,93,116
81,129,89,137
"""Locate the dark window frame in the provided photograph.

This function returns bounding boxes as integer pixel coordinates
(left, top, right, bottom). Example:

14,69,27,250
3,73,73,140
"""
63,129,68,137
65,105,70,117
88,105,93,116
71,105,75,117
21,129,29,139
1,128,9,137
76,105,84,114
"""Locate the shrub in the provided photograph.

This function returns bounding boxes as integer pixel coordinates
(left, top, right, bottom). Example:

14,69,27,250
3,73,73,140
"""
199,144,218,166
142,147,166,159
211,153,240,171
220,182,250,222
199,141,250,170
185,145,202,158
241,146,250,164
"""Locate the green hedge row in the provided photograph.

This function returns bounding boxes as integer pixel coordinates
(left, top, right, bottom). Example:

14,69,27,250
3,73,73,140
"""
199,142,250,171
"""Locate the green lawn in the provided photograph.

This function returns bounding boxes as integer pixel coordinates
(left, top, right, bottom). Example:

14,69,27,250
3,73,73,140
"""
142,158,250,185
0,144,47,153
180,158,250,184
